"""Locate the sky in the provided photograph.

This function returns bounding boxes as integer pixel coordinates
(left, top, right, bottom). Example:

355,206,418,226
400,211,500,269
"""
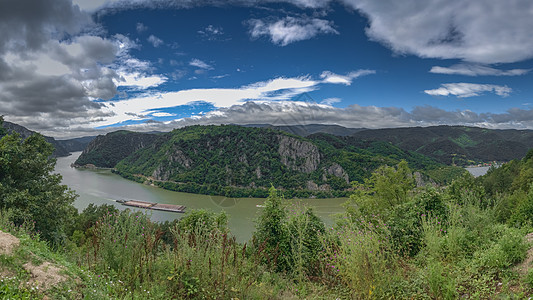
1,0,533,138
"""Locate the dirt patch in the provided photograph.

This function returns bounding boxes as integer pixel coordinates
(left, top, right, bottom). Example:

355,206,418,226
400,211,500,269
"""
0,230,20,255
23,261,67,290
514,233,533,276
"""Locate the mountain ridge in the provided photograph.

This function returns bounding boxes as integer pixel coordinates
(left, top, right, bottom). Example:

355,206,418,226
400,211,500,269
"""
1,121,95,157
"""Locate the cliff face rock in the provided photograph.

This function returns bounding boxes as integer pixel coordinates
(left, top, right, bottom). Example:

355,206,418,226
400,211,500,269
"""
325,163,349,184
278,135,320,173
152,148,194,181
75,131,160,168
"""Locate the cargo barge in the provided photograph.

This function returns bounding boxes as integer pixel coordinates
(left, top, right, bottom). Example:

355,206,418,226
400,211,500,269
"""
116,199,186,213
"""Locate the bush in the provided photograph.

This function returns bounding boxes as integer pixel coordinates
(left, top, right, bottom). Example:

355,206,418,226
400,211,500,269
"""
389,187,448,257
322,219,399,298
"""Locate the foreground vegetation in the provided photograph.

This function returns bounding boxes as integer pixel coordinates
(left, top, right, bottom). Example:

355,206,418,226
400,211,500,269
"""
3,117,533,298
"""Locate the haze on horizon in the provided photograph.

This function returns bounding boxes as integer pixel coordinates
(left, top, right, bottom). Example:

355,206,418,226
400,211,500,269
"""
1,0,533,138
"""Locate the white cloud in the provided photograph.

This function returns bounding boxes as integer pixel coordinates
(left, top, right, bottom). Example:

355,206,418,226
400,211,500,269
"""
136,22,148,33
248,16,338,46
73,0,333,12
321,97,341,105
198,25,229,41
342,0,533,64
320,70,375,85
189,58,214,70
116,72,167,89
424,83,512,98
147,35,164,47
94,76,318,127
430,64,531,76
151,112,176,117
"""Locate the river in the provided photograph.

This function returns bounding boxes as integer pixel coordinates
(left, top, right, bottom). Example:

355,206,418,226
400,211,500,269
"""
55,152,348,242
465,166,494,177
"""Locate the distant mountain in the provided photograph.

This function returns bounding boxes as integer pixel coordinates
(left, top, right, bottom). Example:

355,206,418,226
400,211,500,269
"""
77,125,456,197
1,121,95,157
56,136,96,153
242,124,365,137
349,126,533,165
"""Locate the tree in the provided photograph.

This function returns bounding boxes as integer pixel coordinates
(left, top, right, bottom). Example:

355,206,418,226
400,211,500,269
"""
0,123,77,245
349,160,416,217
0,116,6,136
252,187,291,272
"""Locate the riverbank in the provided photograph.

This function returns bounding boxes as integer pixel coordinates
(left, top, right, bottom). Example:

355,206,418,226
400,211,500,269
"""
55,152,348,242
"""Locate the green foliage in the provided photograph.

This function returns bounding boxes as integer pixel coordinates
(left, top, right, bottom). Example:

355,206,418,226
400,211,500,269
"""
389,187,448,257
348,160,416,218
322,219,399,298
475,224,527,269
366,160,415,208
286,205,326,279
252,187,326,277
176,209,228,234
103,125,457,197
68,203,119,246
0,130,77,245
74,131,159,168
252,187,291,272
167,220,277,299
86,209,161,296
0,116,6,136
509,184,533,227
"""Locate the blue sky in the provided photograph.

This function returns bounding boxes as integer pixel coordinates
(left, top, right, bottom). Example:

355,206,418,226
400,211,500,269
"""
1,0,533,137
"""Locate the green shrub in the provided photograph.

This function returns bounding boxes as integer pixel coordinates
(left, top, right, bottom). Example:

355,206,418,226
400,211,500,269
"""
389,187,448,257
176,209,228,235
322,218,399,298
476,225,527,269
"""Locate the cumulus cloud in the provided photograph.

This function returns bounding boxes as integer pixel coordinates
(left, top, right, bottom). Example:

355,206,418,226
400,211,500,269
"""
107,102,533,136
429,64,531,76
424,83,512,98
136,22,148,33
24,101,533,138
189,58,214,70
342,0,533,64
0,0,119,131
0,0,169,133
248,16,338,46
320,70,375,85
147,34,164,47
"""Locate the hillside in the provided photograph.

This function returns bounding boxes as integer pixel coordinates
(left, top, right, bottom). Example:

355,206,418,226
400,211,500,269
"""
74,130,160,168
106,125,455,197
1,121,94,157
350,125,533,165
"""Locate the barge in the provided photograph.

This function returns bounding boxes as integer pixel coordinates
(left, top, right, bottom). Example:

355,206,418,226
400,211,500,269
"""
117,199,186,213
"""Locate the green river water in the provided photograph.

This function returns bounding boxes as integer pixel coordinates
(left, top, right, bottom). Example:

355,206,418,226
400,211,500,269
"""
55,152,348,242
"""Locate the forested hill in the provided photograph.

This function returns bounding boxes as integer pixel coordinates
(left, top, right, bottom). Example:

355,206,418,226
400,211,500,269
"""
349,126,533,165
1,121,94,157
74,130,160,168
76,125,459,197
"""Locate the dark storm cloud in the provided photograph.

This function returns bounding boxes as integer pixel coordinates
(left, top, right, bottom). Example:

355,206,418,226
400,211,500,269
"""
0,0,91,53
